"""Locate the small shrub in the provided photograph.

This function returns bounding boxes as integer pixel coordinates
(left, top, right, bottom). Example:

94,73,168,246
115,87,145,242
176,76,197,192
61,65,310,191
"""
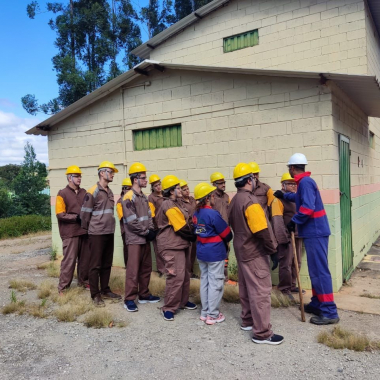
39,261,60,278
271,290,291,308
9,279,37,292
84,309,114,328
50,245,58,261
109,272,125,294
228,260,238,282
2,302,26,315
149,274,166,297
51,287,84,305
27,304,48,318
189,279,201,304
54,294,93,322
0,215,51,240
10,290,17,303
38,280,55,299
223,284,240,303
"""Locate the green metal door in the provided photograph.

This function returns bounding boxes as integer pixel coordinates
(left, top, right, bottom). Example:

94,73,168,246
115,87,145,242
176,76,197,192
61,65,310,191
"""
339,135,354,280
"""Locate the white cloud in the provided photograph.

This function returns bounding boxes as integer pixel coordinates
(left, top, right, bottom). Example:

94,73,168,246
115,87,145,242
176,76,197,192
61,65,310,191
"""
0,110,48,166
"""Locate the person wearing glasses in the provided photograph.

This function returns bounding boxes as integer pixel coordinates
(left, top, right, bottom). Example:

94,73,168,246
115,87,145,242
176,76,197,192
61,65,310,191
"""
80,161,121,307
210,172,230,281
122,163,160,312
271,173,302,299
56,165,90,295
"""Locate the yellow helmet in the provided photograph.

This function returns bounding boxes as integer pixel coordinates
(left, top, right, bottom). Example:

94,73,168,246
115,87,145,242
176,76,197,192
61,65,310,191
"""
210,172,224,183
280,173,295,183
194,182,216,200
122,177,132,187
248,162,261,174
129,162,147,175
233,163,253,180
98,161,118,173
162,175,180,191
179,180,188,188
65,165,82,175
149,174,160,184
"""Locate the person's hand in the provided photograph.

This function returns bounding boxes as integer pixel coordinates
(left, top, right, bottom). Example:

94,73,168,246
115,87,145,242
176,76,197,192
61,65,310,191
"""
271,252,279,270
274,190,284,199
76,215,81,224
146,229,157,241
287,220,296,233
190,234,197,242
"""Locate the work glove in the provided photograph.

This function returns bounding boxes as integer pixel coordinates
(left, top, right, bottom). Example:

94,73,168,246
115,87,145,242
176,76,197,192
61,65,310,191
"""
76,215,81,224
271,252,279,271
286,220,296,233
274,190,284,199
146,229,157,242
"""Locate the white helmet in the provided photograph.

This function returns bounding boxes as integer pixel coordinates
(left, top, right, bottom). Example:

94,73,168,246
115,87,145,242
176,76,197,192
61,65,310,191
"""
288,153,308,166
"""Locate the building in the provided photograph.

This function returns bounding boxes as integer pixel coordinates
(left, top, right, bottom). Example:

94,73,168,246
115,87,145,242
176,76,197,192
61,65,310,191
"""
27,0,380,291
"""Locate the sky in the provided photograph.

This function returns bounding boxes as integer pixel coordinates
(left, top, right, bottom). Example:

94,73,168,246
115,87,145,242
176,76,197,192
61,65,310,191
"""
0,0,149,167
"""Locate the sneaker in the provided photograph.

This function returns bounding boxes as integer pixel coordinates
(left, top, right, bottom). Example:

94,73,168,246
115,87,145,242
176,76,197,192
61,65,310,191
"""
200,316,207,321
240,325,253,331
310,315,340,325
205,313,225,325
138,294,161,304
102,291,122,300
162,310,174,321
92,294,105,308
183,301,197,310
252,334,284,345
124,300,138,312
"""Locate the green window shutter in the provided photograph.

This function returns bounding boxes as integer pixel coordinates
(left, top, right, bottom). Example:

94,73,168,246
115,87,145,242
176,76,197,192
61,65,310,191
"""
223,29,259,53
133,124,182,151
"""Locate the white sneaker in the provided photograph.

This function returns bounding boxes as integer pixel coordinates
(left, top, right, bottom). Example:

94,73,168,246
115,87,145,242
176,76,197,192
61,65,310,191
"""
240,325,253,331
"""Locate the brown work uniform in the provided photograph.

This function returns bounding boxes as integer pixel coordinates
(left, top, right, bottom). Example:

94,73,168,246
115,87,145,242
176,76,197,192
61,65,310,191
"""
116,195,128,267
56,185,90,292
148,192,165,274
156,198,192,313
122,189,154,301
80,183,115,298
228,188,277,340
212,191,229,224
181,196,197,274
253,180,275,217
271,193,302,293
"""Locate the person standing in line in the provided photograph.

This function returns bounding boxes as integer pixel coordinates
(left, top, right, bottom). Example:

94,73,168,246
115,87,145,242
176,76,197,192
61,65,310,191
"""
56,165,90,294
193,182,233,325
80,161,122,307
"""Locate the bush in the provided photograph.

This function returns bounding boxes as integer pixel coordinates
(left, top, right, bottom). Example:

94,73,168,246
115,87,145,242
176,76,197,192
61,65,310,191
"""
0,215,51,239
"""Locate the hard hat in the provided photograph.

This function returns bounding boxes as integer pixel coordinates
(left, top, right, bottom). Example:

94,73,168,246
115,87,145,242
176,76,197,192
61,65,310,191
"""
122,177,132,187
65,165,82,175
179,180,188,188
210,172,225,183
280,173,295,183
149,174,160,184
287,153,308,166
233,163,253,180
194,182,216,200
162,175,180,191
98,161,118,173
129,162,147,175
248,162,261,173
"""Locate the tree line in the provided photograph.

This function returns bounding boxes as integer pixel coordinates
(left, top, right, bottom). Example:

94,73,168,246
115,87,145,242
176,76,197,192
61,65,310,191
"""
22,0,212,116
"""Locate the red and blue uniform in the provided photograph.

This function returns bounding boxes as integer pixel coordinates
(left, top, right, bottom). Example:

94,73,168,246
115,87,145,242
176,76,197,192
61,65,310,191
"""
284,172,339,319
193,206,232,262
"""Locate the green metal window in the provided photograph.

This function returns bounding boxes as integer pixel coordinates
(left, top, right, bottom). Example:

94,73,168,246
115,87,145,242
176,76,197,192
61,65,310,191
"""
133,124,182,151
223,29,259,53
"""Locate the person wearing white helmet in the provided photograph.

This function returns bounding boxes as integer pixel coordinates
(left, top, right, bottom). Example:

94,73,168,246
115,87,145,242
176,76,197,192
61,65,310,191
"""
274,153,339,325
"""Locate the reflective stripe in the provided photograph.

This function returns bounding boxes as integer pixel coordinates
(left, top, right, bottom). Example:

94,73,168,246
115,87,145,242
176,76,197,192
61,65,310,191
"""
138,216,149,222
197,236,222,243
81,207,93,213
124,214,137,223
92,209,114,216
299,206,326,218
219,226,231,239
93,187,99,199
311,209,327,218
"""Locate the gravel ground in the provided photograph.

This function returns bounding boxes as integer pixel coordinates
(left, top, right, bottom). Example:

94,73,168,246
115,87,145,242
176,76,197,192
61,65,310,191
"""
0,237,380,380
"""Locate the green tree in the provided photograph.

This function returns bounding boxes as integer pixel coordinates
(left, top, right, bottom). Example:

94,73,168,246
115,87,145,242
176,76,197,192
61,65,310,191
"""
0,181,11,218
173,0,213,22
12,143,50,216
140,0,175,38
0,164,21,189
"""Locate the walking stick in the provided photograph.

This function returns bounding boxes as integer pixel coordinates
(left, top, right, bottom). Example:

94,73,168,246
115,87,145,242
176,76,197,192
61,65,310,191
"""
291,232,305,322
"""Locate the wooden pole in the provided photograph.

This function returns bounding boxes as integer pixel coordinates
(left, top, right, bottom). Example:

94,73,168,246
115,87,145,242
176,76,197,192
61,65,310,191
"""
291,232,305,322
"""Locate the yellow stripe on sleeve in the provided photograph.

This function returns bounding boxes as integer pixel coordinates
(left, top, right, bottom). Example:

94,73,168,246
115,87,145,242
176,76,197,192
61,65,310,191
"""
271,198,284,217
55,195,66,215
116,202,123,220
166,207,186,232
244,203,268,234
149,202,155,218
267,188,275,206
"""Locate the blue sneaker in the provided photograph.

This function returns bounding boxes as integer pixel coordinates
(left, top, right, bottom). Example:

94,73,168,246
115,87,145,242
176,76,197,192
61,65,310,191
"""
124,300,138,312
162,310,174,321
138,294,161,304
183,301,197,310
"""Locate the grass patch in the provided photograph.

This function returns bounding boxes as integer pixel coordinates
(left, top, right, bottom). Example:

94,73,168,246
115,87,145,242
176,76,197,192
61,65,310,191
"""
2,301,26,315
189,279,201,304
2,291,47,317
223,284,240,303
38,261,60,278
271,289,292,308
9,279,37,292
38,280,56,299
360,293,380,300
109,271,125,294
51,286,85,305
49,245,58,261
228,260,238,282
84,309,114,329
317,326,380,352
149,274,166,297
0,215,51,239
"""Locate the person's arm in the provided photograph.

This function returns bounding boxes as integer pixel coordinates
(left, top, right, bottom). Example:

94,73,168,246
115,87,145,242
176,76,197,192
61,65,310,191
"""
80,193,94,230
148,201,155,230
166,207,195,241
270,198,289,245
122,195,149,236
56,194,78,223
283,192,296,202
292,182,316,225
116,200,123,221
213,213,233,243
267,187,275,207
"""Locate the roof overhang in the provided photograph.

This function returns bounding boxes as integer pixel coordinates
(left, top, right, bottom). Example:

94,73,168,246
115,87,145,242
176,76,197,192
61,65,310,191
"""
368,0,380,35
26,61,380,135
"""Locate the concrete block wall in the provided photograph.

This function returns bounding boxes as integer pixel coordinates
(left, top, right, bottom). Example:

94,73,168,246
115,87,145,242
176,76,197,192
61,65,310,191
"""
150,0,367,74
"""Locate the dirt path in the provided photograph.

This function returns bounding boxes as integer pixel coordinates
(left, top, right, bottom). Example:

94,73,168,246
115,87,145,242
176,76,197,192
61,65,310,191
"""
0,235,379,380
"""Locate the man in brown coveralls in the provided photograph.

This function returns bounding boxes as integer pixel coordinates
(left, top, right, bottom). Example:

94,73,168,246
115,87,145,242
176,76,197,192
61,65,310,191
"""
56,165,90,294
80,161,121,307
271,173,302,297
228,163,283,345
122,163,160,312
210,172,230,280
